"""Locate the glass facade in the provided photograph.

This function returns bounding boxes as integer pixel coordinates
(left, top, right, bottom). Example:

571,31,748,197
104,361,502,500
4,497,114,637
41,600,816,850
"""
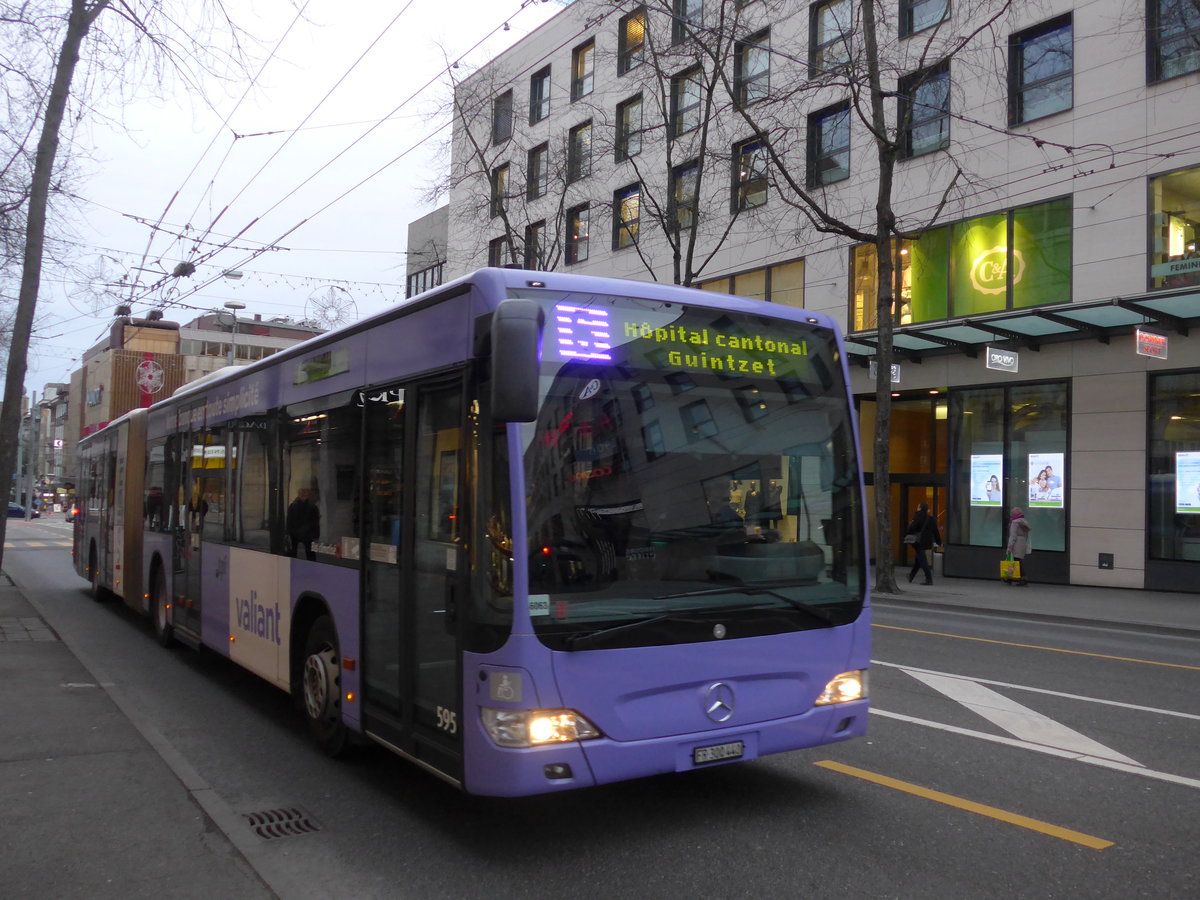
852,197,1072,331
1149,371,1200,561
949,382,1067,552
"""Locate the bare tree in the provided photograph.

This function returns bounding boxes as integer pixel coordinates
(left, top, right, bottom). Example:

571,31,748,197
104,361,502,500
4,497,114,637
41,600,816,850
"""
0,0,251,568
684,0,1017,594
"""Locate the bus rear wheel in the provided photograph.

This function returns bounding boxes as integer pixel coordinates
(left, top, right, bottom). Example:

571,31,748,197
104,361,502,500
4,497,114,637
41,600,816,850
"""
302,615,349,757
87,545,103,601
151,569,175,648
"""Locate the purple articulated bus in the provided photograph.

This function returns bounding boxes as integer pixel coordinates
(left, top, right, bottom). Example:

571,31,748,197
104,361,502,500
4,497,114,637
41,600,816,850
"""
74,268,870,796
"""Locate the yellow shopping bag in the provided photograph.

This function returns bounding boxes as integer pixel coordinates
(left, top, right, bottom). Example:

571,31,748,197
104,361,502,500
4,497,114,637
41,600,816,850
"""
999,555,1021,582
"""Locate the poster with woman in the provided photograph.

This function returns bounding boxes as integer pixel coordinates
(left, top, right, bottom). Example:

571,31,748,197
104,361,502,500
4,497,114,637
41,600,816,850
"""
1028,452,1064,508
970,454,1003,507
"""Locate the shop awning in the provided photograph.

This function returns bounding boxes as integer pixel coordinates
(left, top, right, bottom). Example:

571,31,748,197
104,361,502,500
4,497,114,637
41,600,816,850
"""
845,287,1200,364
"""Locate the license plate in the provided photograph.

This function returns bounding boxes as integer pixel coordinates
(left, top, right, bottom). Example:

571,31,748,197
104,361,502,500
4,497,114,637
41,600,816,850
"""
693,740,744,765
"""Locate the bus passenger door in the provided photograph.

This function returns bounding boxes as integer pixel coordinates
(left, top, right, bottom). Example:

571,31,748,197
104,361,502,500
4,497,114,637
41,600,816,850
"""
409,382,465,778
362,379,464,782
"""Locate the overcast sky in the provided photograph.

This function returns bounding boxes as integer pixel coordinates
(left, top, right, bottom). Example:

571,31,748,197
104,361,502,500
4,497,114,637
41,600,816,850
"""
18,0,567,396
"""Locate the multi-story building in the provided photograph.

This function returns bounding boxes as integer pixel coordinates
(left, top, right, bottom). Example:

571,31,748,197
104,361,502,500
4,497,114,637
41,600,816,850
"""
69,309,324,441
435,0,1200,592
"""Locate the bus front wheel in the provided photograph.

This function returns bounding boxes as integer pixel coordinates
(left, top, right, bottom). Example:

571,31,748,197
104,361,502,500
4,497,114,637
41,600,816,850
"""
151,569,175,648
302,615,349,757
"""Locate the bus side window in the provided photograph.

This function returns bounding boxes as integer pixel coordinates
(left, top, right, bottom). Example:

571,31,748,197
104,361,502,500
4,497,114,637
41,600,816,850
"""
282,395,362,565
145,438,167,530
230,417,271,550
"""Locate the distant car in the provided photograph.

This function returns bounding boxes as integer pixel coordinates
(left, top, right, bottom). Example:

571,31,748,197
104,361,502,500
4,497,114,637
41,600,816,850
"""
65,505,78,522
8,502,40,519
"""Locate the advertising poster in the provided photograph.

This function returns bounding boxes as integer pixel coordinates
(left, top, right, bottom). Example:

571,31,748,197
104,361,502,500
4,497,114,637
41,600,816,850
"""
1028,452,1065,508
970,454,1003,507
1176,451,1200,514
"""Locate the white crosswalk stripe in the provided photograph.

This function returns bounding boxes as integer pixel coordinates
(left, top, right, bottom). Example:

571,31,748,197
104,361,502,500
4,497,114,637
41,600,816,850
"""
904,669,1142,766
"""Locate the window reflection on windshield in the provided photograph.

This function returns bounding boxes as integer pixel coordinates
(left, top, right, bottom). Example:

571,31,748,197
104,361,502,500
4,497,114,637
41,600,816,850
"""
514,294,864,649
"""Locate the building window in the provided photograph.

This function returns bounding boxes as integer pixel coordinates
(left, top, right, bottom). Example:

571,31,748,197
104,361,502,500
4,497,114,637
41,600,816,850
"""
1149,0,1200,82
1150,371,1200,563
900,0,948,38
807,101,850,186
618,8,646,74
529,66,551,124
671,161,700,231
736,386,770,422
567,121,592,182
697,259,805,308
613,184,641,249
616,94,643,161
810,0,852,77
406,263,444,298
670,67,703,137
488,236,513,267
567,204,590,264
526,144,548,200
1010,15,1073,125
681,400,718,441
734,138,768,211
850,197,1071,331
492,91,513,144
735,30,770,106
949,383,1067,552
899,63,950,158
1149,166,1200,290
672,0,702,44
490,163,509,218
525,221,546,269
642,421,666,460
571,39,595,101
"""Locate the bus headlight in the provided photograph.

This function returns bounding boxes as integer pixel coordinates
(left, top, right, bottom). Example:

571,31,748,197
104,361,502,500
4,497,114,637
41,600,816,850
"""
482,708,602,747
815,670,867,705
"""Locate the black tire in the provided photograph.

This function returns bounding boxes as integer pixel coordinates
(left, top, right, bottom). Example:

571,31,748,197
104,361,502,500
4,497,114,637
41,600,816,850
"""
88,544,104,601
301,615,349,757
151,567,175,648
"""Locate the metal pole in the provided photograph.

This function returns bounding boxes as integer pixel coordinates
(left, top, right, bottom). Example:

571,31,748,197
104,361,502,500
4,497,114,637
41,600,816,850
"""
24,391,36,520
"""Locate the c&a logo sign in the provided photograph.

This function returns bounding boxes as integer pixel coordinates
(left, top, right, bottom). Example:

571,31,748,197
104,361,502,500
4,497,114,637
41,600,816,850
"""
970,246,1025,296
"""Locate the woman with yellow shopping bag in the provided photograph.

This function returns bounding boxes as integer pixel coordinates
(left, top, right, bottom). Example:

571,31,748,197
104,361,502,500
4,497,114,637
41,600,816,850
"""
1004,507,1032,585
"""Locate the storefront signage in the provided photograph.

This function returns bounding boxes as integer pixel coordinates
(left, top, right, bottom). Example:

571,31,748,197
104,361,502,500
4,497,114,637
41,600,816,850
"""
970,454,1003,507
868,361,901,383
985,347,1019,373
1150,257,1200,279
970,246,1025,296
1136,328,1168,359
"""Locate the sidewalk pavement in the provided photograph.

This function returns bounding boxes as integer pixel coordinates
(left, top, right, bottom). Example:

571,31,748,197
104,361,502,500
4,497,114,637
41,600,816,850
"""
877,565,1200,636
0,571,274,899
1,565,1197,898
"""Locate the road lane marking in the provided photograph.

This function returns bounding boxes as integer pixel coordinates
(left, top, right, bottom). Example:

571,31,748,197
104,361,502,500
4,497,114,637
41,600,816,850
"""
874,623,1200,671
903,669,1142,765
873,660,1200,721
814,760,1114,850
870,708,1200,790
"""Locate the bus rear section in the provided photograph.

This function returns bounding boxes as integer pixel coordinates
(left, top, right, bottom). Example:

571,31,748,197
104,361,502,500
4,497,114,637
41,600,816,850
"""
462,283,869,796
74,409,147,611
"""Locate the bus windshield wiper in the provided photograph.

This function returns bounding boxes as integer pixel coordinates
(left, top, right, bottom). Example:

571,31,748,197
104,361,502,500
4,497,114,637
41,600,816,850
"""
653,574,836,627
562,614,674,651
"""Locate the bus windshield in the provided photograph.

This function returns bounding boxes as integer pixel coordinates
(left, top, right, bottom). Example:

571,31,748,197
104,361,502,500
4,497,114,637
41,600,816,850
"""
514,290,865,651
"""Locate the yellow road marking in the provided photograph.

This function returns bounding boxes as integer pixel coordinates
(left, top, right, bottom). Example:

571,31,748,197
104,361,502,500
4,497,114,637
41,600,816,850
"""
815,760,1114,850
874,623,1200,672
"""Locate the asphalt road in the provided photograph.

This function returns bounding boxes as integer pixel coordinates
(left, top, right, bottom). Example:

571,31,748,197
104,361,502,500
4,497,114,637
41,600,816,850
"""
6,518,1199,899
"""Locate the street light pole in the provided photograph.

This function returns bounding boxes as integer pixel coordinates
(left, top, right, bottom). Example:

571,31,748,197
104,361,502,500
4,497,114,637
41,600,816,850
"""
224,300,246,366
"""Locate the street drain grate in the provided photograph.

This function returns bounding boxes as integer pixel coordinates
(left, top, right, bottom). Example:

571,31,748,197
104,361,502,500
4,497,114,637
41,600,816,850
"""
243,807,322,840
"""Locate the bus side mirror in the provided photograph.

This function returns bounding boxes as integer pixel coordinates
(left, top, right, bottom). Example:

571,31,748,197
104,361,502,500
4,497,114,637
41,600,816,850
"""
490,299,544,423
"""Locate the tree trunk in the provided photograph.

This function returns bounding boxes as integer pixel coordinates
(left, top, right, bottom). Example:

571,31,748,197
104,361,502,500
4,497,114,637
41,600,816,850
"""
0,0,110,569
861,0,900,594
